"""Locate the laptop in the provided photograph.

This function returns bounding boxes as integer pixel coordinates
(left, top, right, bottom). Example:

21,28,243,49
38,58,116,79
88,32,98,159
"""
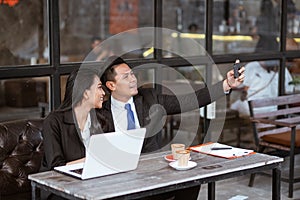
54,128,146,180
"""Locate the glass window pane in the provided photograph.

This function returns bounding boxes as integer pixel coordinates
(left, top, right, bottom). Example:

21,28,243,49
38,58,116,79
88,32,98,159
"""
162,0,206,58
288,58,300,93
0,77,50,122
213,0,281,54
0,0,49,66
230,60,294,116
59,0,154,63
60,75,69,103
133,67,155,88
286,0,300,52
244,60,293,98
287,0,299,36
286,37,300,51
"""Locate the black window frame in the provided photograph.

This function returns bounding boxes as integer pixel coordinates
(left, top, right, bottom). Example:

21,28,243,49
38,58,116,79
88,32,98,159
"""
0,0,298,111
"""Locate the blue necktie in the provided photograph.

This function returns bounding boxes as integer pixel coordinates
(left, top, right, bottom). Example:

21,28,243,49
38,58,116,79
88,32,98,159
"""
125,103,135,130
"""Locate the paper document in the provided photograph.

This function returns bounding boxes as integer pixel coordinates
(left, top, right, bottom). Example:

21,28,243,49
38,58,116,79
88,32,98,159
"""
189,142,255,159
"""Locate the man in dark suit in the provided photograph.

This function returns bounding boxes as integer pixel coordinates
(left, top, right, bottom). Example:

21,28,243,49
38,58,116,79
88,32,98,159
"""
99,56,244,152
98,56,244,199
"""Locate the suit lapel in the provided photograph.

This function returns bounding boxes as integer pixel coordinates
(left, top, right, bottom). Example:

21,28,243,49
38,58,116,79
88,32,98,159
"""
133,95,144,127
63,109,85,147
102,98,115,132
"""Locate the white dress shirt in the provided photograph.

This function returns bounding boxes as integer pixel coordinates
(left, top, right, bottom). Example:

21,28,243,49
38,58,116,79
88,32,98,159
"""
81,112,91,148
111,96,140,132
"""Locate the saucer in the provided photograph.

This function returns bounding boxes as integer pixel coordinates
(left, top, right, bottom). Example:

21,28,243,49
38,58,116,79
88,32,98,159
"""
164,154,191,162
169,161,197,171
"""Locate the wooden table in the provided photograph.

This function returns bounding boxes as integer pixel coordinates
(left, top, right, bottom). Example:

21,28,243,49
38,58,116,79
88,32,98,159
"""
29,151,283,200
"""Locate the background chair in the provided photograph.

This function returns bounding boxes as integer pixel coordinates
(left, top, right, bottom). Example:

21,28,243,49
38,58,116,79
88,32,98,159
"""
247,94,300,198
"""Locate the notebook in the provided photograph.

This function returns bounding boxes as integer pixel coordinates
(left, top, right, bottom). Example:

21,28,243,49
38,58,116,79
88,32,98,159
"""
189,142,255,159
54,128,146,180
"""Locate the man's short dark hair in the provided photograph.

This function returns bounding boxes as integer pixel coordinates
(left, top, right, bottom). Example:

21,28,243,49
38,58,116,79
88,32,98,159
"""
91,36,101,43
101,56,130,85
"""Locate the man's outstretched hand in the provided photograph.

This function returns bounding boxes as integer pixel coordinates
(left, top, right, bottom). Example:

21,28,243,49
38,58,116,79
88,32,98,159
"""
223,59,245,92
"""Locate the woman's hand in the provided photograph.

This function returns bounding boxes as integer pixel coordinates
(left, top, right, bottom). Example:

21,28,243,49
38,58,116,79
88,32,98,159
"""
66,157,85,165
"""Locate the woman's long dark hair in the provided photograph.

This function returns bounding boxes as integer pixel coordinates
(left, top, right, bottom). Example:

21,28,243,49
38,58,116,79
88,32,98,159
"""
57,67,108,134
58,69,78,111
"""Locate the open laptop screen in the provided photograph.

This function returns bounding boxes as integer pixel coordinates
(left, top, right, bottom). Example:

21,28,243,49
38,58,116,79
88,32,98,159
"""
54,128,146,179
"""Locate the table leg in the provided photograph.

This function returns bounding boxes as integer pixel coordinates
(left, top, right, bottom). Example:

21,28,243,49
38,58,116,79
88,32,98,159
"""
272,167,281,200
208,182,215,200
31,182,41,200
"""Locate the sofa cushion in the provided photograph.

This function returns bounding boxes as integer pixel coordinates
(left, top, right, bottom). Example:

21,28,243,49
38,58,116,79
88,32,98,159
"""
0,119,43,196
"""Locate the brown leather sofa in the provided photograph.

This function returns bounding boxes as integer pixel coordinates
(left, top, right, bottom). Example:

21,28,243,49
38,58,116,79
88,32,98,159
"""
0,119,43,199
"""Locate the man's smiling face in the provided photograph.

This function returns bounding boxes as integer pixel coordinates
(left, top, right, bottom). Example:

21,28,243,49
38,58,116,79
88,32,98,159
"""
108,63,138,102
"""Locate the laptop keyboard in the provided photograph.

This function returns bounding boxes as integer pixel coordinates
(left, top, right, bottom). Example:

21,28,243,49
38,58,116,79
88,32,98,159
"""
71,168,83,175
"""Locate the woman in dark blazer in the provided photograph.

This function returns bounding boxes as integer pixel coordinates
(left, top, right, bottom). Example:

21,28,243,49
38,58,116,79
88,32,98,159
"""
41,67,106,171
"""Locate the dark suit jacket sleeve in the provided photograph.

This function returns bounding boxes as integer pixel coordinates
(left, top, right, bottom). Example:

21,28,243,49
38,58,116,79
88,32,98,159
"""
41,113,67,171
97,81,225,153
155,80,225,115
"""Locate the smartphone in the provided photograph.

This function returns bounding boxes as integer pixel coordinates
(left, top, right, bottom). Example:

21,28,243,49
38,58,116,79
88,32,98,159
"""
233,62,243,78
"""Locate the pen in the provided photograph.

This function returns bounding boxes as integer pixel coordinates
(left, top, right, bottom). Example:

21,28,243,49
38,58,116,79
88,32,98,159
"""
211,147,232,150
